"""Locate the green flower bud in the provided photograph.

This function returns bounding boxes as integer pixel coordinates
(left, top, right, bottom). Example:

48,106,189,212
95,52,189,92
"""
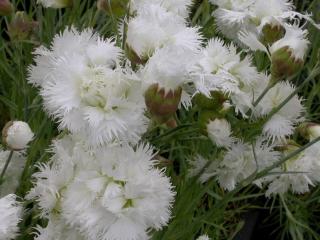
145,84,182,125
7,11,38,41
261,23,285,46
270,46,303,82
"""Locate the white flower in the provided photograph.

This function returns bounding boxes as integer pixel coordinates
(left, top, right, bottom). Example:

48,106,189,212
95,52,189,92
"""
255,81,305,142
265,142,320,196
61,144,175,240
0,194,22,240
142,46,198,108
240,24,309,61
196,234,211,240
0,150,26,197
210,0,319,43
188,155,218,183
28,28,148,146
207,118,234,148
131,0,193,18
37,0,72,8
269,24,309,60
28,137,175,240
2,121,34,150
216,139,280,190
127,4,201,58
193,38,262,116
34,214,85,240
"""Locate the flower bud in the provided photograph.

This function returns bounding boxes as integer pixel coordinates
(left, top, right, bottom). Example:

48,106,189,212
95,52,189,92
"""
0,0,13,16
97,0,129,17
298,122,320,141
270,46,303,82
261,23,285,46
38,0,72,8
144,83,182,125
2,121,34,150
269,25,308,83
7,11,38,41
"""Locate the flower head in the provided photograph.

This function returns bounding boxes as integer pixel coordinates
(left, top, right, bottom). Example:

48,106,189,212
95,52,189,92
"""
28,137,175,240
2,121,34,150
28,28,148,146
126,4,201,59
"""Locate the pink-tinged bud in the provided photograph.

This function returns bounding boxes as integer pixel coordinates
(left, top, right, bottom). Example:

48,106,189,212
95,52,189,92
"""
144,84,182,125
7,11,38,41
270,46,304,83
0,0,13,16
97,0,129,17
298,122,320,141
261,24,285,46
2,121,34,150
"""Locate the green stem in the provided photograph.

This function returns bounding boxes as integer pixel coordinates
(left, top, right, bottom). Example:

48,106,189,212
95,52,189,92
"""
252,82,275,107
0,150,14,185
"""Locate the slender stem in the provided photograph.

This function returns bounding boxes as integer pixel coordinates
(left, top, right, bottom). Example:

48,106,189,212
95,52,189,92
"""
0,150,14,185
252,82,275,107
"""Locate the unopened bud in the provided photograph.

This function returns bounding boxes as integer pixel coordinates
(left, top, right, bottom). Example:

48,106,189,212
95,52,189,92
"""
2,121,34,150
7,11,38,41
270,46,303,82
145,84,182,125
97,0,129,17
261,24,285,46
0,0,13,16
298,122,320,141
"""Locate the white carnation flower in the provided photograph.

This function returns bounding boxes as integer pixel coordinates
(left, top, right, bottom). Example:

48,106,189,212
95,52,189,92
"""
210,0,319,42
0,194,22,240
61,144,175,240
127,4,201,58
255,81,305,142
193,38,262,116
240,23,310,61
265,142,320,196
0,150,26,197
2,121,34,150
142,46,199,108
216,139,280,190
207,118,234,148
28,28,148,146
28,136,175,240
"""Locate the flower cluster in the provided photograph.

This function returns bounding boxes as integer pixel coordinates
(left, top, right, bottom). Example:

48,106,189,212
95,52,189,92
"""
1,0,318,239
